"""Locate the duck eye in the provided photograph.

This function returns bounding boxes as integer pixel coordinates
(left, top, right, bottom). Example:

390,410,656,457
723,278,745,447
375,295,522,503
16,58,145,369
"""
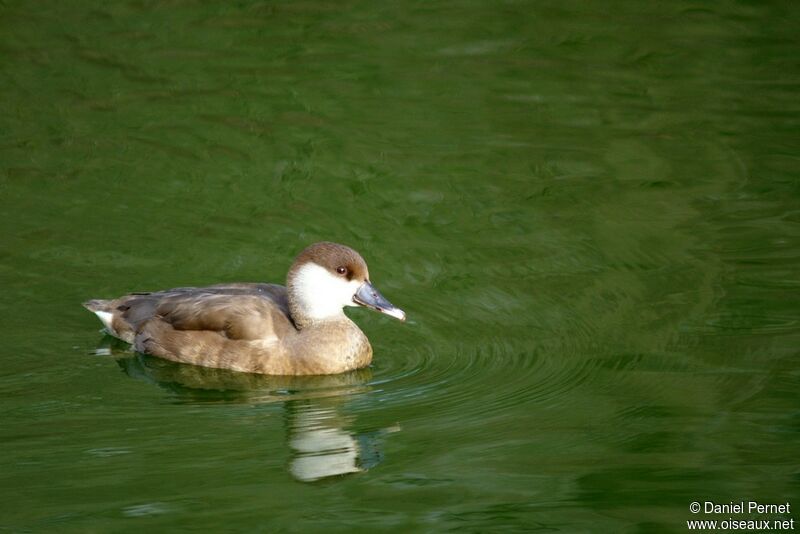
336,266,347,275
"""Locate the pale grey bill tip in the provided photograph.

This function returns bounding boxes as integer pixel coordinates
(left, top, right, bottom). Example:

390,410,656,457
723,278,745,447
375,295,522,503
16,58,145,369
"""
382,306,407,322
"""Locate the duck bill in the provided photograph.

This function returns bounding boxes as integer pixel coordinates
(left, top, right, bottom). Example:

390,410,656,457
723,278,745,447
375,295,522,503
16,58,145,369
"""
353,281,406,322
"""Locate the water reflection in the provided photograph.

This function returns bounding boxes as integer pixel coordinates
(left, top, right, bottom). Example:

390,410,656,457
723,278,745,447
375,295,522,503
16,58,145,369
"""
109,347,396,482
286,399,396,482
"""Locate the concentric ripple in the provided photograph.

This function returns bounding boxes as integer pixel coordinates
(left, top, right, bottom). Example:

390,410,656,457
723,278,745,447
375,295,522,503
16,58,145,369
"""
360,328,603,426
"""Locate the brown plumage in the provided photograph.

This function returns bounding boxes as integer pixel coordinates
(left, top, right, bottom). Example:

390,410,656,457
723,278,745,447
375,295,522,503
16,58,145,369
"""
83,242,405,375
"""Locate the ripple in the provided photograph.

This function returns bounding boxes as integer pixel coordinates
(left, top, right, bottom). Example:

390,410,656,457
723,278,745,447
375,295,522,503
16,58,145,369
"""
122,502,171,517
364,333,599,424
86,447,131,458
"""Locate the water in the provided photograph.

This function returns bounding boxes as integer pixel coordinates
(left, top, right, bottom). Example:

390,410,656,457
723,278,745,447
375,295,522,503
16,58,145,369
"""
1,1,798,531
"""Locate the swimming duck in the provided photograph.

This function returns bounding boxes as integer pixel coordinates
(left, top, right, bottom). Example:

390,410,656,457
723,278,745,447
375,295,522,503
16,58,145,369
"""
83,242,405,375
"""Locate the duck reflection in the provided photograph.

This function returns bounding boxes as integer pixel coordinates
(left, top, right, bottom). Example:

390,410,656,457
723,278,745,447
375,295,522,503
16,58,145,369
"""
107,345,398,483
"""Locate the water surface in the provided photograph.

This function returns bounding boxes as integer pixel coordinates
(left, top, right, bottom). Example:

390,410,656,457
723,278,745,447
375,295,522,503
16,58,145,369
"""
1,1,798,531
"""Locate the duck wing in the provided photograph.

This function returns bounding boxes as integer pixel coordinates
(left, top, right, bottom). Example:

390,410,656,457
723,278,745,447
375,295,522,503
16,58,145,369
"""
85,283,295,343
151,284,295,340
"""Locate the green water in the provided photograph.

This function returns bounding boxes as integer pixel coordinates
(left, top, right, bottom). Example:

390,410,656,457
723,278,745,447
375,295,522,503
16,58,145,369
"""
2,0,799,531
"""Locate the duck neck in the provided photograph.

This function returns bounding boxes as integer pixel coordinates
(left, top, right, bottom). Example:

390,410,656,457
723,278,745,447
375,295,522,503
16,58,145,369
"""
287,284,348,330
291,311,350,331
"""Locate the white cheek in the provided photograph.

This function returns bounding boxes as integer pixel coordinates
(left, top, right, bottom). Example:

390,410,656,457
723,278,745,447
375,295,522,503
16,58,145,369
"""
294,263,361,319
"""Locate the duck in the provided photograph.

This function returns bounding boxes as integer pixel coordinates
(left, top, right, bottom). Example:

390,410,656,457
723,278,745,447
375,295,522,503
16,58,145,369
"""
83,242,405,375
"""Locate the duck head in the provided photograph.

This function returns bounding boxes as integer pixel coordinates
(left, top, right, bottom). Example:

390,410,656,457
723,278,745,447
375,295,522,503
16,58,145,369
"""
287,242,406,326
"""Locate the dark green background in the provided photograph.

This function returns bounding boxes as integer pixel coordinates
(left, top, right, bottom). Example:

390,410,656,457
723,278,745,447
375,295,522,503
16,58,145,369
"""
1,1,798,531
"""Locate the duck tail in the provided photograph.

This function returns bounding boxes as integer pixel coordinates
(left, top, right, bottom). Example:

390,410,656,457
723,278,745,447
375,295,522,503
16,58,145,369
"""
83,299,111,313
83,299,117,335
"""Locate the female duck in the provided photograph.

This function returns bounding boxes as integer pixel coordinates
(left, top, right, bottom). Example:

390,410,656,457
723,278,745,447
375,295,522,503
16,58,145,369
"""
84,242,405,375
